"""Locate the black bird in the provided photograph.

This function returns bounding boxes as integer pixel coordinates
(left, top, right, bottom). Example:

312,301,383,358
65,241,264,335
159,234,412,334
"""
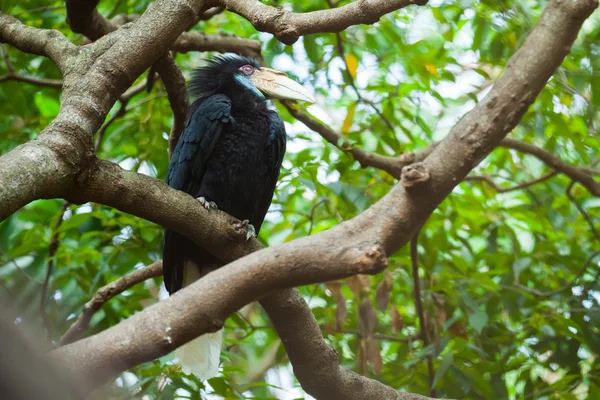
162,55,314,379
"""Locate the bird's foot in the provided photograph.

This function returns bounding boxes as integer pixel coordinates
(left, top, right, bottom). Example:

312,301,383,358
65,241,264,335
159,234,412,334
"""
197,197,218,210
234,219,256,241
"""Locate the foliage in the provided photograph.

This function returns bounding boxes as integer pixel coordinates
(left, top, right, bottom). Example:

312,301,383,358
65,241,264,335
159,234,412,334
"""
1,0,600,399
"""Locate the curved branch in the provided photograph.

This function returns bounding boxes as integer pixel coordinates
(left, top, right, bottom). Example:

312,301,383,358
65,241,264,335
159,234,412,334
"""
60,261,163,345
0,141,75,221
0,12,77,73
282,102,431,179
506,250,600,297
154,54,188,157
410,228,435,397
0,73,63,88
219,0,428,44
290,101,599,197
567,180,600,243
40,203,69,340
65,0,118,39
174,31,262,57
465,171,558,193
501,138,600,196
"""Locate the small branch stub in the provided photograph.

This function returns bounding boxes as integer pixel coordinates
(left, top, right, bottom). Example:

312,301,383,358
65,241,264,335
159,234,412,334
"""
401,162,430,188
358,245,388,274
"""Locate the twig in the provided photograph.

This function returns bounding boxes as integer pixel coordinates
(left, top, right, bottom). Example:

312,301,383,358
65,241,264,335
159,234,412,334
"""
336,328,422,343
0,73,63,88
567,181,600,243
334,33,400,148
465,171,558,193
1,44,14,73
96,79,160,151
307,198,328,235
502,138,600,197
283,101,431,179
505,250,600,297
60,261,163,345
411,227,436,397
288,105,600,193
0,44,62,88
40,202,69,341
0,250,43,284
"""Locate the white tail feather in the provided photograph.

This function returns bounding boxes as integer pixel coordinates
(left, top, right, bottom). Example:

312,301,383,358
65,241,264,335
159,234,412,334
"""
176,328,223,380
174,260,222,380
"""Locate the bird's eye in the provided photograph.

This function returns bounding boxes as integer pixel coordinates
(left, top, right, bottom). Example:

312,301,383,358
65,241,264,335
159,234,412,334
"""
240,65,255,75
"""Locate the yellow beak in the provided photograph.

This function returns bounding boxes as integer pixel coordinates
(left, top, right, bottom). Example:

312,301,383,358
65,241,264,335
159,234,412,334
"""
251,67,315,103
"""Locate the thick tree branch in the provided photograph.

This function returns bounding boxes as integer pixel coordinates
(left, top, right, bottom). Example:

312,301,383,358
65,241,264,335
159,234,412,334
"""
0,13,77,73
65,0,118,38
174,31,262,57
219,0,428,44
65,2,189,155
49,3,598,399
0,140,76,222
60,261,163,345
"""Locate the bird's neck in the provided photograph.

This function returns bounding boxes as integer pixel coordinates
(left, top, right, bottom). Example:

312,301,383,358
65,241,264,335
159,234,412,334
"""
228,90,268,113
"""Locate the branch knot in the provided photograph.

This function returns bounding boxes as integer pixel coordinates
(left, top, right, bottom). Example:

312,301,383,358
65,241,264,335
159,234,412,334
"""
400,162,430,188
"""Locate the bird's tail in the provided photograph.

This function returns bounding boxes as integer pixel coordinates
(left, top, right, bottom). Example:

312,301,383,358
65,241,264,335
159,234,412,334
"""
174,259,223,380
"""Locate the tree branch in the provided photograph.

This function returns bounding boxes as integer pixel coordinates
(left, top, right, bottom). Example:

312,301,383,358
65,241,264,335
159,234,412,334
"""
567,180,600,243
501,138,600,196
336,328,422,343
0,72,63,88
0,42,62,87
174,31,262,58
282,102,431,179
40,202,69,341
0,12,77,73
410,228,435,397
219,0,428,44
60,261,163,345
465,171,558,193
289,101,600,197
506,250,600,297
154,53,188,157
65,2,189,156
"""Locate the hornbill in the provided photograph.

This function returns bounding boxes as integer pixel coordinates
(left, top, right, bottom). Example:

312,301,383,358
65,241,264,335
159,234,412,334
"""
163,55,314,380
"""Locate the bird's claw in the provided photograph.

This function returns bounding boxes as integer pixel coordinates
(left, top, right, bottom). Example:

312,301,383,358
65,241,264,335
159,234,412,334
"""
234,219,256,241
196,197,218,210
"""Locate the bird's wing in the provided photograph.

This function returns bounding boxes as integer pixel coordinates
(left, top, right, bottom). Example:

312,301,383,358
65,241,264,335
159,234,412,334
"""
254,110,287,231
167,94,233,195
163,94,233,294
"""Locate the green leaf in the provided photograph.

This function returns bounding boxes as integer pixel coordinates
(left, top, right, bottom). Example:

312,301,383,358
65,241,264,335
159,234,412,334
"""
34,93,60,117
432,350,453,389
469,311,488,334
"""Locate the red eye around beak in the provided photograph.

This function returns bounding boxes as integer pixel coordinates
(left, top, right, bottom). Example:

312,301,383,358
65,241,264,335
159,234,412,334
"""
240,65,255,75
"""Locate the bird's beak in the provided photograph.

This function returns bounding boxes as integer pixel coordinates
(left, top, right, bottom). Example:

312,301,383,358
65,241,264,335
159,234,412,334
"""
251,67,315,103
